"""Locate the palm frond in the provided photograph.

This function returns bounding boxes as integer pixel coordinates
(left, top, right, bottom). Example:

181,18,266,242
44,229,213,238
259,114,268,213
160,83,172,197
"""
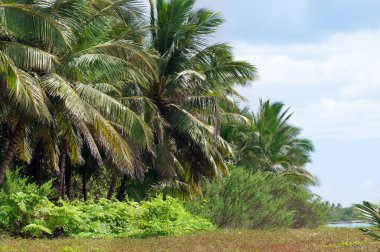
87,106,135,175
41,74,87,120
165,70,205,94
76,83,152,149
0,41,59,73
78,40,156,76
67,53,150,84
165,104,233,158
16,125,31,163
43,130,60,173
0,3,74,48
58,116,83,165
68,113,102,163
355,201,380,239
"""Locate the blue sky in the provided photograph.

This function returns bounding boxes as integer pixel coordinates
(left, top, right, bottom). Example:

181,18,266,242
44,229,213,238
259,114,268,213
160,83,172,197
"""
194,0,380,206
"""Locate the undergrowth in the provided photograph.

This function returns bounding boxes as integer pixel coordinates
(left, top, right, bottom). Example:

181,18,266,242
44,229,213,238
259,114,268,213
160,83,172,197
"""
0,170,214,238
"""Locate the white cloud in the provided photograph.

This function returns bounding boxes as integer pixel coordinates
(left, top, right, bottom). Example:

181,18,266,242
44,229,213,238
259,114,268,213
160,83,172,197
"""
232,29,380,139
233,30,380,91
292,99,380,139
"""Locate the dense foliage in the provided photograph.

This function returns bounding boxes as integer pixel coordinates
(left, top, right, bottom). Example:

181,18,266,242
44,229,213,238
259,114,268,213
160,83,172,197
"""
0,170,213,238
0,0,316,200
186,167,327,229
0,0,325,236
325,203,362,223
0,0,258,201
221,100,316,185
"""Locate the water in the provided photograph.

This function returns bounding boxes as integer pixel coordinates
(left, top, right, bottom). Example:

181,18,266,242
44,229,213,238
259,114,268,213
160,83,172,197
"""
327,222,372,228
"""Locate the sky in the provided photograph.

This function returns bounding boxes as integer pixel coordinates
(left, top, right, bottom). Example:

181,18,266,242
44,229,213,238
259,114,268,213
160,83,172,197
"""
193,0,380,206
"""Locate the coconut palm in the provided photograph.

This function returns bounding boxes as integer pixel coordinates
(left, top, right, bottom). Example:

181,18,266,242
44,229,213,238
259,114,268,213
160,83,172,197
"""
117,0,258,194
0,1,70,184
223,100,316,185
40,0,158,198
0,0,156,192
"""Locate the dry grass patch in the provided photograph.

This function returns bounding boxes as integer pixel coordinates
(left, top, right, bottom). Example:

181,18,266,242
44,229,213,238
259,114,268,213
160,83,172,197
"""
1,228,380,252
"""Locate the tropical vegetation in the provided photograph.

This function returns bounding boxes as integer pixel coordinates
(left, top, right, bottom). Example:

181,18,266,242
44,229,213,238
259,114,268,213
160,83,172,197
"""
0,169,213,238
186,167,327,229
325,203,362,223
355,201,380,239
0,0,326,239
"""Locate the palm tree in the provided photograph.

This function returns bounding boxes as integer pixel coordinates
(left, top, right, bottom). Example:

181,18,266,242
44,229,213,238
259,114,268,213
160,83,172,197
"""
223,100,316,185
120,0,258,193
39,0,157,198
0,0,156,194
0,1,70,184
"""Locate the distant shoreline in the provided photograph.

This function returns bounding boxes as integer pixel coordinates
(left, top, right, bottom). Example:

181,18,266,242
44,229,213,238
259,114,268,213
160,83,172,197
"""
328,220,367,224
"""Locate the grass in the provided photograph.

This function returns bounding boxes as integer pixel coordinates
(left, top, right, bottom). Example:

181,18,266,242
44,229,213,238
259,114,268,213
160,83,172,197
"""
1,228,380,252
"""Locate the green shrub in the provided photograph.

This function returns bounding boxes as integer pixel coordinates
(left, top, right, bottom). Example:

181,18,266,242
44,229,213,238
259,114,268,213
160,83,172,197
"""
186,167,327,229
44,197,214,238
186,168,293,229
0,169,53,235
287,189,329,228
0,170,213,238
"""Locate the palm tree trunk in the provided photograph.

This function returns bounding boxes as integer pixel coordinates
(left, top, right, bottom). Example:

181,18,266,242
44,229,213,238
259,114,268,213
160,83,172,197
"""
30,139,44,185
65,164,72,200
82,173,88,201
72,176,78,199
0,121,25,185
107,171,118,199
1,123,11,153
58,141,67,199
116,175,127,201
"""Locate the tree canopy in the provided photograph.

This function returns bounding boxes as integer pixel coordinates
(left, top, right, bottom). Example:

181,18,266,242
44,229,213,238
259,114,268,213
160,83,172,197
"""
0,0,315,202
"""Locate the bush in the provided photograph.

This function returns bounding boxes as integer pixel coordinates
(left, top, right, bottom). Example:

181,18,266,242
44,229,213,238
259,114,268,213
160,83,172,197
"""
186,167,327,229
286,188,329,228
0,170,214,238
186,168,293,229
0,169,53,235
43,197,214,238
